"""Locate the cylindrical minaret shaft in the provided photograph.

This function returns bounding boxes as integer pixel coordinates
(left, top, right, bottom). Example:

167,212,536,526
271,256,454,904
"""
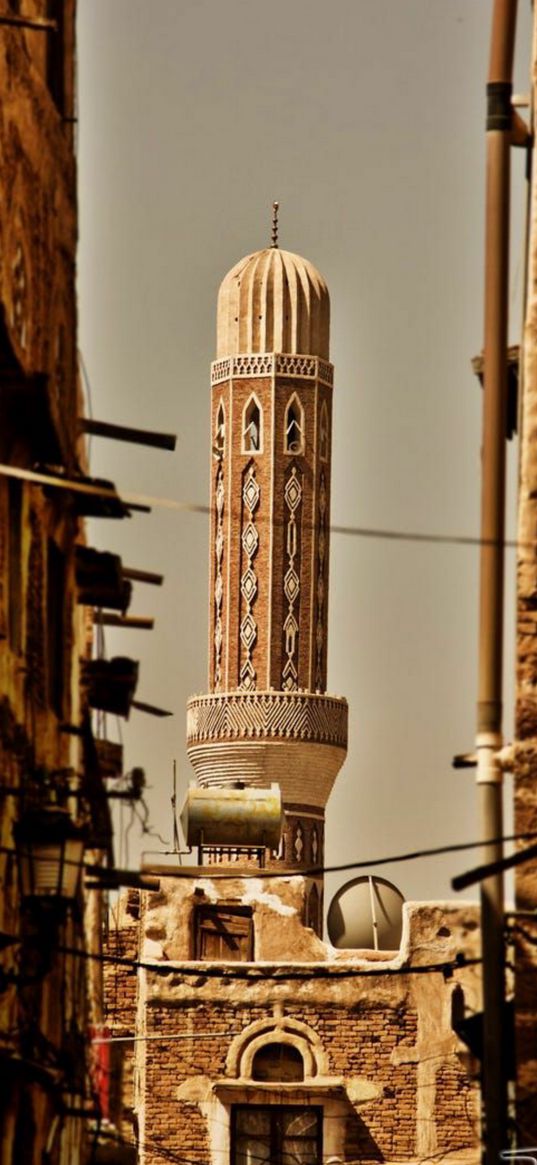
187,244,348,930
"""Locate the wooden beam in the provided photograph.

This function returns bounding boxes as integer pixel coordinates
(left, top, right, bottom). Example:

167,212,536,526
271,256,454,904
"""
0,14,57,31
93,613,154,630
123,567,164,586
132,699,173,717
80,418,176,451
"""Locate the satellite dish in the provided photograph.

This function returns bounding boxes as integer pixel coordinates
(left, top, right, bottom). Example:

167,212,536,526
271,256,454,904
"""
327,875,405,951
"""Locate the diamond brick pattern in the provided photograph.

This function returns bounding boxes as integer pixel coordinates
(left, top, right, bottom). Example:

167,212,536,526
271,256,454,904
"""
284,568,299,605
240,612,257,651
242,523,259,558
242,474,260,514
284,473,302,513
241,568,257,604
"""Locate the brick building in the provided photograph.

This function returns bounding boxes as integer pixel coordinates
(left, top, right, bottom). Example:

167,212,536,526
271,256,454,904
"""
0,6,141,1162
103,240,482,1165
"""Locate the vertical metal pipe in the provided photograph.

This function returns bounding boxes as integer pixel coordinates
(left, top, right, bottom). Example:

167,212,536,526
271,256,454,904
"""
477,3,517,1162
368,875,379,951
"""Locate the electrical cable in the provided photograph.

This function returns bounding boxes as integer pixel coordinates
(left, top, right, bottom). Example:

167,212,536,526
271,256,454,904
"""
56,941,481,980
137,827,537,881
0,461,526,551
0,827,535,877
91,1029,244,1045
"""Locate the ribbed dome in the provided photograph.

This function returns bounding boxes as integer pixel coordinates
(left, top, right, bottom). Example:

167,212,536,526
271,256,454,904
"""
216,248,330,361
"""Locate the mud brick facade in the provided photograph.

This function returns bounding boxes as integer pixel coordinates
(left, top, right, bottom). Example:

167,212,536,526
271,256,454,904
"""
104,883,482,1165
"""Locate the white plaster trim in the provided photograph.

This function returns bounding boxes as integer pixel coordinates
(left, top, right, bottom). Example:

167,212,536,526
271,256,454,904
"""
225,1012,329,1078
240,880,296,917
211,354,334,387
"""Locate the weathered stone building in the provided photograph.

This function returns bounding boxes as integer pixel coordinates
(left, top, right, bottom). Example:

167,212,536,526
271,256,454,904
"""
103,241,482,1165
0,6,136,1162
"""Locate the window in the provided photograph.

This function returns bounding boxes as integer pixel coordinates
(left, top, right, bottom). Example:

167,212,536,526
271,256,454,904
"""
284,395,304,455
194,905,253,961
242,397,262,453
215,400,226,454
232,1106,322,1165
252,1044,304,1083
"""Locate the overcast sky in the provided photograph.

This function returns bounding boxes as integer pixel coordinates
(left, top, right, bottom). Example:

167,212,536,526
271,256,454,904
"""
76,0,532,909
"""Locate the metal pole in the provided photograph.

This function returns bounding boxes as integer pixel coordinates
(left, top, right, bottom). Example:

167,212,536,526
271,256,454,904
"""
477,3,517,1162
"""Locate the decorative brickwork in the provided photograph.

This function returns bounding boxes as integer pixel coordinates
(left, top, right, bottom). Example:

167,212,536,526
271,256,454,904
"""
282,465,303,690
213,464,225,690
315,471,328,690
187,690,348,746
211,352,334,386
239,464,261,690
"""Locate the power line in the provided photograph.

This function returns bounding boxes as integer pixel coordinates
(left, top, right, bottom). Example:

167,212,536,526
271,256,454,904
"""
140,828,537,880
0,462,526,551
57,941,480,980
0,827,535,880
91,1029,243,1045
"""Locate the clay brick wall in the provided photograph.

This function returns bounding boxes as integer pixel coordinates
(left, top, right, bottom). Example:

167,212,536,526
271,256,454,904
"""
133,984,476,1165
435,1062,477,1155
102,900,140,1146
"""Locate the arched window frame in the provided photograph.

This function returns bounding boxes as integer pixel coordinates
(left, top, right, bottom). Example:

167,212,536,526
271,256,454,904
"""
242,394,263,455
214,399,226,455
319,400,329,463
284,393,305,456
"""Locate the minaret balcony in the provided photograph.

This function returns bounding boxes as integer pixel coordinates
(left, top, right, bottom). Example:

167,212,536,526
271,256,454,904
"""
186,690,348,809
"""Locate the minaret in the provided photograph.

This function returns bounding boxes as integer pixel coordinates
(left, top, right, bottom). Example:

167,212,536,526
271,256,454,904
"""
186,214,347,930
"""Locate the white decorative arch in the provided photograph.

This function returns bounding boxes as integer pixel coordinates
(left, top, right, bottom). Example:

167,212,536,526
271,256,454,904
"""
226,1013,328,1080
242,394,263,454
284,392,305,455
214,398,226,454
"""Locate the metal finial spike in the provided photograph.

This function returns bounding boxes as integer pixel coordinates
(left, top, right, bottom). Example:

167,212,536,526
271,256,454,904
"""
271,201,279,248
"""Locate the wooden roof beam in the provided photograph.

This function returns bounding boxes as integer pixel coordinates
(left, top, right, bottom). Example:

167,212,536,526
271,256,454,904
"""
79,418,176,451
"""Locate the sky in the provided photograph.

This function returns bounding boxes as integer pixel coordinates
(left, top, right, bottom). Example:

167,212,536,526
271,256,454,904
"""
76,0,532,910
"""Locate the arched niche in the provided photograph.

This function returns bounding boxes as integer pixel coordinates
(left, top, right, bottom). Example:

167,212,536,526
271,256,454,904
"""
242,394,263,454
284,393,305,455
214,399,226,454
